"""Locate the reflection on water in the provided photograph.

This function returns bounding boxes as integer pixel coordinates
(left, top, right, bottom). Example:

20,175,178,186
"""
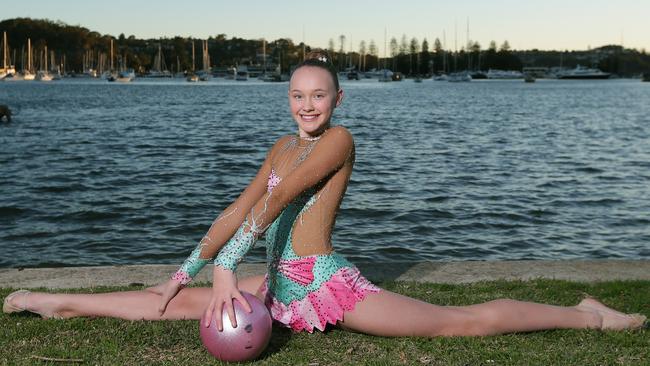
1,78,649,267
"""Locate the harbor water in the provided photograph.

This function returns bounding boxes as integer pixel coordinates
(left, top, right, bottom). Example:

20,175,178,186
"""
1,78,649,268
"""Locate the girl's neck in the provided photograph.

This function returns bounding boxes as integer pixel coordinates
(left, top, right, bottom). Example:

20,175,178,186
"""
298,123,330,140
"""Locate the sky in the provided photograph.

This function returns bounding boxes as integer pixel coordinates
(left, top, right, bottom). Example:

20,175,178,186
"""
3,0,649,56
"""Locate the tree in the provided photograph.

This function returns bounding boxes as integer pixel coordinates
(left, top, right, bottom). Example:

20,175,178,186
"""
369,40,378,56
359,40,367,71
338,34,346,70
368,40,378,69
389,37,398,57
420,38,430,75
409,37,419,74
499,40,511,52
389,37,398,70
409,37,419,54
399,34,408,55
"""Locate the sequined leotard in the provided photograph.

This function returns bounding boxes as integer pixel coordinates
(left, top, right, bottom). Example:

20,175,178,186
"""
172,127,380,333
261,167,379,332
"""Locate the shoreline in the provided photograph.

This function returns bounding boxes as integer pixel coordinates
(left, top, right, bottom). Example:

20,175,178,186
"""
2,260,649,289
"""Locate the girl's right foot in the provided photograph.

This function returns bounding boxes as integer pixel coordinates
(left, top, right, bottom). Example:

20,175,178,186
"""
576,297,646,331
2,290,63,319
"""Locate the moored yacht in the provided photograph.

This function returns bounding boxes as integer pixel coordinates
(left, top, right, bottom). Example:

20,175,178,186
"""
556,65,610,79
448,71,472,82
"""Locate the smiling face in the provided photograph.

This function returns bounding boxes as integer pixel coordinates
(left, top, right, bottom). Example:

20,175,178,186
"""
288,66,343,138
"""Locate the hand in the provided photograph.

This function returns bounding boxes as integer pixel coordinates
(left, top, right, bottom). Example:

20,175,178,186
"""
203,266,252,330
146,279,184,315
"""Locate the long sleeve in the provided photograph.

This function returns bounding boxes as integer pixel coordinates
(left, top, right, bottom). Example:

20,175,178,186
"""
213,127,354,272
170,146,274,284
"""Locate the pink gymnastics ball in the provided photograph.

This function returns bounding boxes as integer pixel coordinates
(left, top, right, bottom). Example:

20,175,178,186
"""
199,292,272,362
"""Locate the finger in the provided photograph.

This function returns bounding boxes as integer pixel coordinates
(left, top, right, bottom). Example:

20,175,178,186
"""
204,302,215,328
158,292,171,315
234,292,252,313
214,301,224,331
225,298,237,329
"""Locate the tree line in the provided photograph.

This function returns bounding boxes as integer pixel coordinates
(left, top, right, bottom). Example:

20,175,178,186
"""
2,18,648,77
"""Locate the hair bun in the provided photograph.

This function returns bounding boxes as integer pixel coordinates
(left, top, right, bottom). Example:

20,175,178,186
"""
305,49,332,64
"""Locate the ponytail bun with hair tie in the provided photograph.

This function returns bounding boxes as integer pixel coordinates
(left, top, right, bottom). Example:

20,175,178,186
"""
297,49,340,90
305,50,332,64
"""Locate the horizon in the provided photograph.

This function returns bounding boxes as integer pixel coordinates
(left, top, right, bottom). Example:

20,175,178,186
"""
2,0,649,55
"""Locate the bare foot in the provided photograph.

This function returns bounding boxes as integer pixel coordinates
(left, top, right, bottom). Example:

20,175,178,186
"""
576,297,646,330
4,291,63,319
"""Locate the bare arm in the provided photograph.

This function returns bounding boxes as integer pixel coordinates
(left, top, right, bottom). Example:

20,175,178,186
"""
170,140,277,284
213,126,354,271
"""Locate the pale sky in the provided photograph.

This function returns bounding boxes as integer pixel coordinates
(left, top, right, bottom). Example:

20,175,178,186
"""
3,0,648,55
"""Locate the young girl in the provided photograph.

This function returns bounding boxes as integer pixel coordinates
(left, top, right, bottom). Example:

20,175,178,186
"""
3,51,646,337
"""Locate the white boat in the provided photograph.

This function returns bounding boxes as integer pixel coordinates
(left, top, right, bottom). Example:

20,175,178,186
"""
0,32,17,79
23,38,35,80
36,45,53,81
186,41,198,82
23,71,36,81
36,70,53,81
448,72,472,82
148,43,172,77
199,40,211,81
236,65,248,81
116,68,135,82
377,69,392,82
556,65,610,79
433,74,449,81
487,69,523,79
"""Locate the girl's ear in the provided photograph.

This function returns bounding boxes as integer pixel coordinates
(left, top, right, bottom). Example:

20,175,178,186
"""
335,89,344,108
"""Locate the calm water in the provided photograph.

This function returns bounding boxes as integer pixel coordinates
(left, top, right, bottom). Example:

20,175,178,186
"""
1,78,649,268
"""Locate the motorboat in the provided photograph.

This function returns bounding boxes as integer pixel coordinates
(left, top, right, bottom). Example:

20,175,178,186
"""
377,69,392,82
346,70,359,80
433,74,449,81
556,65,610,79
36,70,53,81
448,72,472,82
487,69,524,79
116,68,135,82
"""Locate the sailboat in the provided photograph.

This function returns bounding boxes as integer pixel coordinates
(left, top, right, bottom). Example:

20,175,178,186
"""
0,32,17,79
186,41,198,82
36,45,53,81
116,53,135,82
149,43,172,77
378,28,391,82
198,40,211,81
105,39,119,81
23,38,35,80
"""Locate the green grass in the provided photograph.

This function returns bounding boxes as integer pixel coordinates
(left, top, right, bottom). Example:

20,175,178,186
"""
2,279,649,365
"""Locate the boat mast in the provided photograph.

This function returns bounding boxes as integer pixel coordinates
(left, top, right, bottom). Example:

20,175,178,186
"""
2,32,7,70
383,27,387,70
27,38,32,73
110,39,114,71
191,40,195,72
262,39,266,74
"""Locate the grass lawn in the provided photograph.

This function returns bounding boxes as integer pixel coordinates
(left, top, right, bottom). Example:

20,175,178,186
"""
2,279,649,365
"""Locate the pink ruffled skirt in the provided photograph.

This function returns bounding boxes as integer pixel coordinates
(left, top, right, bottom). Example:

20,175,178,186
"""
261,266,381,333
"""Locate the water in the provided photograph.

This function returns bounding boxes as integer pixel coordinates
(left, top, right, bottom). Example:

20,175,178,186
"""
1,78,649,268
